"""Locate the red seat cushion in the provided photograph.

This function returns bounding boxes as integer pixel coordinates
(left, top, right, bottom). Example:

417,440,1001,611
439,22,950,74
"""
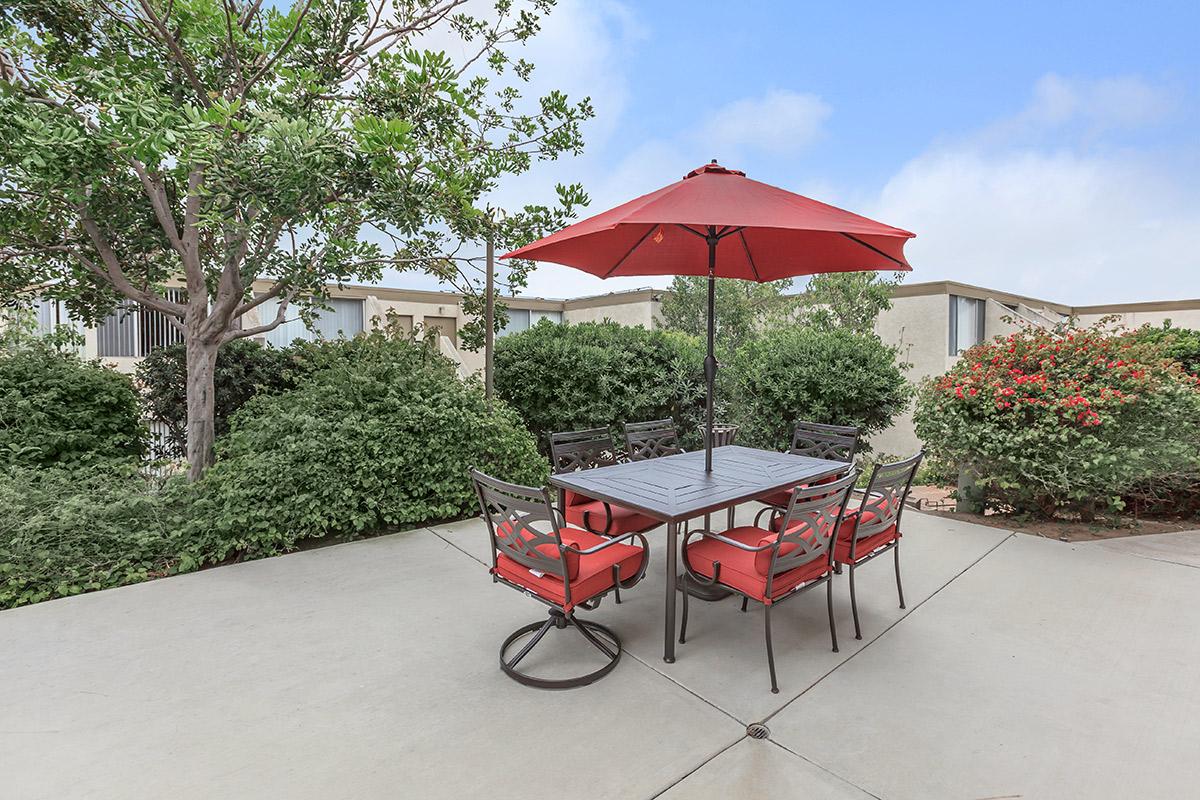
685,526,830,605
564,492,659,536
833,509,898,563
494,527,645,611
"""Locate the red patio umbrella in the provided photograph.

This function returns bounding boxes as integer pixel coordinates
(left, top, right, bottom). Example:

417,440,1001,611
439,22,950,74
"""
503,161,915,471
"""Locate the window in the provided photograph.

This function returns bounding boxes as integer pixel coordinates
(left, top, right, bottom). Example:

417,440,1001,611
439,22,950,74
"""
96,291,185,357
499,308,530,337
948,295,985,355
260,297,364,347
35,297,72,336
499,308,561,337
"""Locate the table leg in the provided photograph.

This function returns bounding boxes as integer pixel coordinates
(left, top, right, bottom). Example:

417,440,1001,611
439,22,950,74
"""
664,520,677,663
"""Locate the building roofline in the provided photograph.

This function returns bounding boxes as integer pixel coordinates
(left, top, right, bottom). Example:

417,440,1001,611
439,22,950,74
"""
264,278,1200,318
885,279,1200,316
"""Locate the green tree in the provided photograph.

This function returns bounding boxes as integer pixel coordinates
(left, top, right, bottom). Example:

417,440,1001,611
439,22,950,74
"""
801,271,903,335
660,276,796,353
0,0,590,479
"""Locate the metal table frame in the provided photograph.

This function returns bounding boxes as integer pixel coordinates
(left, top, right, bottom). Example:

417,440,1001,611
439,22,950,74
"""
548,445,845,663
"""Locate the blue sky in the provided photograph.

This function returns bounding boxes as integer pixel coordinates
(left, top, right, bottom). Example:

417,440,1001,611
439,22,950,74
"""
386,0,1200,305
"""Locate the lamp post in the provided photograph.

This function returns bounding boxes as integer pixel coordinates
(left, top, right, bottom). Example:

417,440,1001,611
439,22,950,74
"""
485,234,495,406
484,207,505,407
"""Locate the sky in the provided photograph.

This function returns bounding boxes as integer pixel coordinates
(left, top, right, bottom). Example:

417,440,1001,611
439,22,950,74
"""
381,0,1200,306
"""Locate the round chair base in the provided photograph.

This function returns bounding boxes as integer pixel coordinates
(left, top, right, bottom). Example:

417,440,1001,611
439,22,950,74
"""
499,612,622,690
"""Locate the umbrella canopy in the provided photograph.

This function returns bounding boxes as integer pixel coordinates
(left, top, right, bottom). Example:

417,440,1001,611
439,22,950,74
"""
502,161,915,470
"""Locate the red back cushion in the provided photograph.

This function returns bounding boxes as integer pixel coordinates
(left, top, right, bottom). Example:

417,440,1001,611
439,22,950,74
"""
496,519,579,579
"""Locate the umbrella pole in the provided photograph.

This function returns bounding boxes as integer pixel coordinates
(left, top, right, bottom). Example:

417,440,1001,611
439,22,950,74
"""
704,231,717,473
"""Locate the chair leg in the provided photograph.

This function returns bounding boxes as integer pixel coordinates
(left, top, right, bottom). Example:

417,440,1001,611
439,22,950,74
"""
764,604,779,694
849,563,862,640
505,616,555,670
727,505,736,530
826,575,839,653
679,575,690,644
894,540,906,609
740,596,748,613
612,564,621,605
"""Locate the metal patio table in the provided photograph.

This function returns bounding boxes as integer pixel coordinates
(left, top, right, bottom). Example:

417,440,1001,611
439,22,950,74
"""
548,445,846,663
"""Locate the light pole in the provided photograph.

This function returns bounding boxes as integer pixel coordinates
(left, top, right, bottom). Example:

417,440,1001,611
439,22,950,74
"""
485,233,495,406
484,207,504,407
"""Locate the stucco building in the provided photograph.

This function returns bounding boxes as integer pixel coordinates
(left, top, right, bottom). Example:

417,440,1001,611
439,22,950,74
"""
31,280,1200,453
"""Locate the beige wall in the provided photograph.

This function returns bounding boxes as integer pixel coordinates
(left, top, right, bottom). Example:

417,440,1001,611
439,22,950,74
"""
871,293,951,456
562,291,661,328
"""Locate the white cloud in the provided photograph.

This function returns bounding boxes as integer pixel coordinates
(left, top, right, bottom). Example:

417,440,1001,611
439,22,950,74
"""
697,90,831,157
978,73,1176,145
519,90,833,297
872,75,1199,304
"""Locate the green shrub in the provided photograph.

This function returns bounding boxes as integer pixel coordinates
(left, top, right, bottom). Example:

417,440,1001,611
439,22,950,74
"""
494,320,707,449
136,339,301,457
0,338,146,467
188,331,547,560
0,464,192,609
914,321,1200,518
1128,321,1200,375
725,326,912,451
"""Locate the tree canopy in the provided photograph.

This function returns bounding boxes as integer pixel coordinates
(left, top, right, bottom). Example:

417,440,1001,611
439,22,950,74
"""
0,0,591,476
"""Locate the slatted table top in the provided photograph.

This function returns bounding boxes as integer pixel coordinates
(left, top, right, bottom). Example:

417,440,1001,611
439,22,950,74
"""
548,445,846,522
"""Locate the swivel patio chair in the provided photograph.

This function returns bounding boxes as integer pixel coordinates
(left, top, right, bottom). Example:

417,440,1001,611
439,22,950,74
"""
831,452,923,640
679,469,858,693
755,421,861,528
622,418,685,461
472,468,650,689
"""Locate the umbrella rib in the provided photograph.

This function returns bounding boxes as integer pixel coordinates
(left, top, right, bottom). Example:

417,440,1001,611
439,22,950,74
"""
738,230,763,281
675,224,708,239
840,232,908,268
602,225,659,278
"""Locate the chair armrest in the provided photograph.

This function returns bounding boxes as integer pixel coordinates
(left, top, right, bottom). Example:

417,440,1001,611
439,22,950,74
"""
581,501,614,536
685,528,774,553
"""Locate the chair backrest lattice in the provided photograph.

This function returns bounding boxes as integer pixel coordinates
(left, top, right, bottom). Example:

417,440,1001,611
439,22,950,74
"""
623,419,684,461
789,420,861,464
854,452,924,542
471,469,568,585
549,428,619,474
768,469,857,586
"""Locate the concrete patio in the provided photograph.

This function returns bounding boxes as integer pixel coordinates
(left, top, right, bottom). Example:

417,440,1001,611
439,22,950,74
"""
3,508,1199,799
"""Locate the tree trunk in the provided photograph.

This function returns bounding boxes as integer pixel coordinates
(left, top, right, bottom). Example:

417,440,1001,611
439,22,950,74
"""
185,336,220,481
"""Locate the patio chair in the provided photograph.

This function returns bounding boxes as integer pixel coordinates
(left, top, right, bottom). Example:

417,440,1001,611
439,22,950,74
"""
831,452,923,640
622,418,684,461
679,469,858,693
549,429,660,599
754,421,861,528
471,468,650,689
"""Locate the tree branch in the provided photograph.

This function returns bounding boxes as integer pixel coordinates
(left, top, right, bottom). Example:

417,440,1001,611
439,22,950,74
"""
222,288,295,342
76,205,186,318
136,0,212,106
242,0,311,95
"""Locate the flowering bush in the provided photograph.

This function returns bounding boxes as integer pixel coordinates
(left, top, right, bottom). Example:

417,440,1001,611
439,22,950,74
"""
914,321,1200,518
